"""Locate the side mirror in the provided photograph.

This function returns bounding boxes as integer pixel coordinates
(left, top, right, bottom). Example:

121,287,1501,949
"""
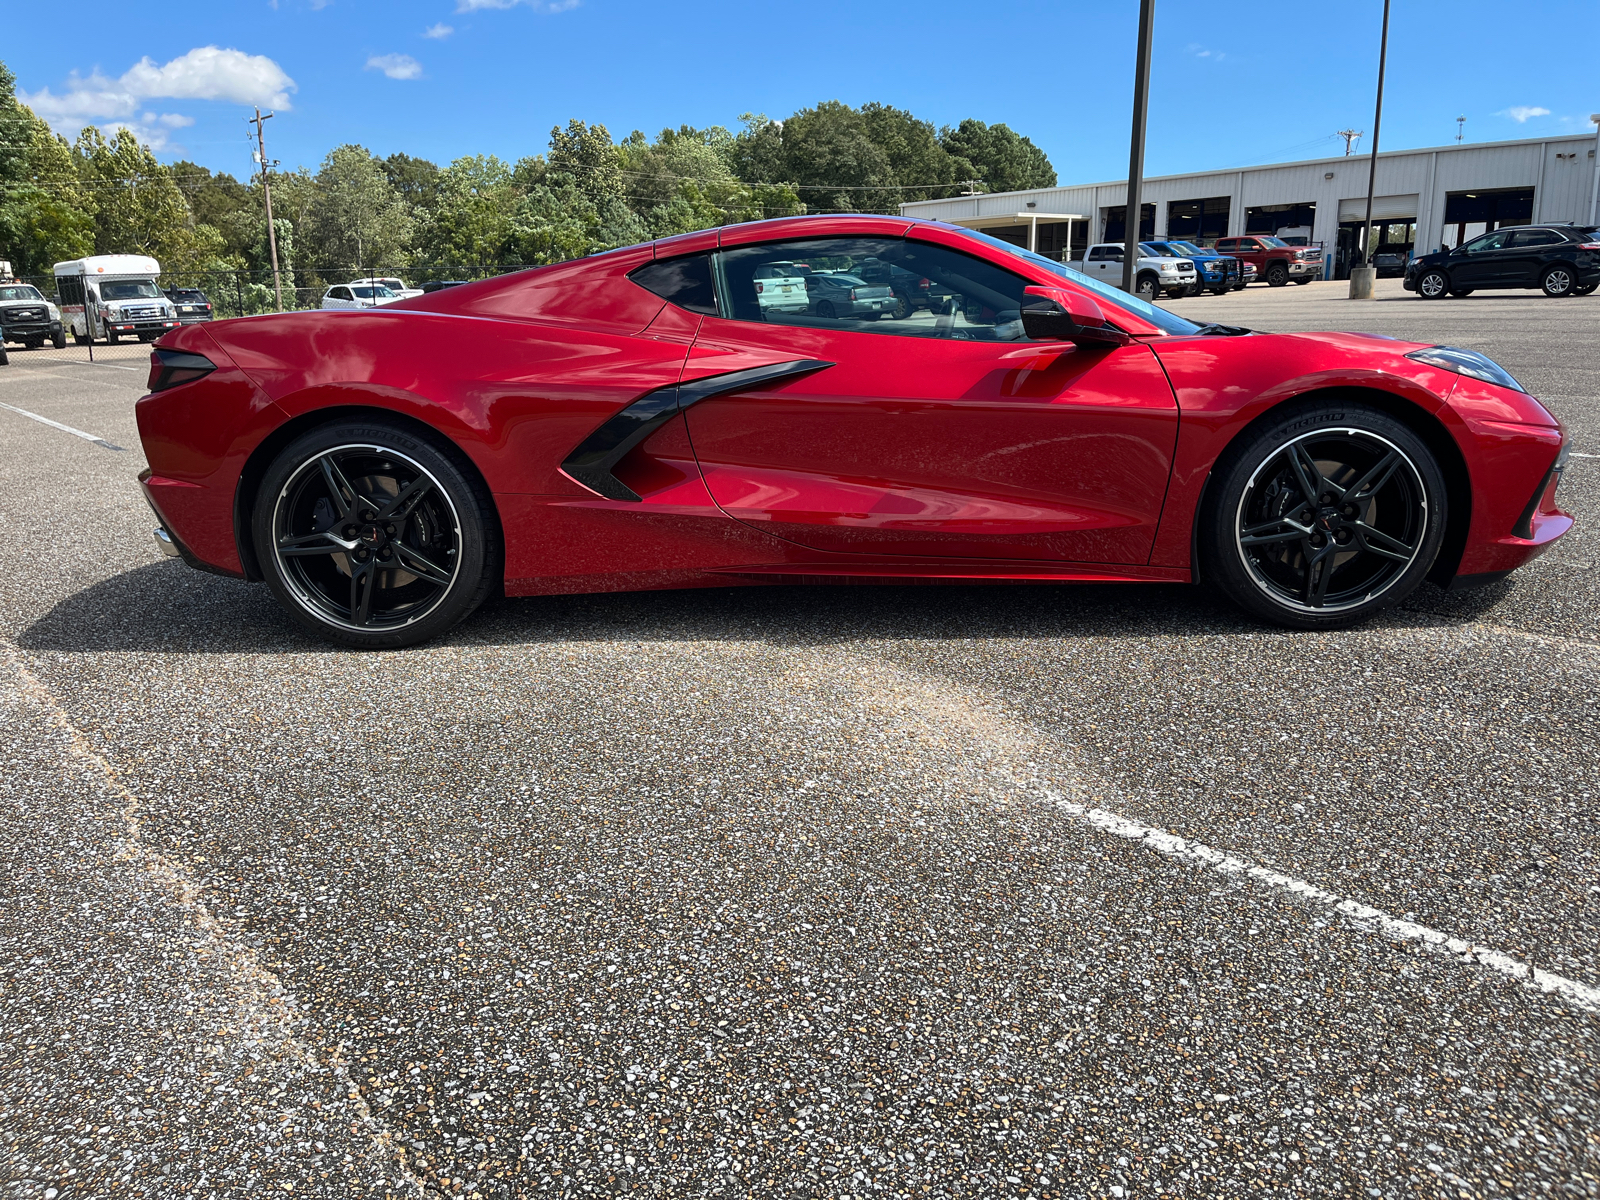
1020,285,1131,348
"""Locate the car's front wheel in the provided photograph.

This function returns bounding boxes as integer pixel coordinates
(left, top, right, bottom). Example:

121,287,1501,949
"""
1416,269,1449,299
51,329,67,349
252,420,500,649
1541,265,1576,297
1266,263,1289,287
1134,274,1159,301
1202,403,1447,629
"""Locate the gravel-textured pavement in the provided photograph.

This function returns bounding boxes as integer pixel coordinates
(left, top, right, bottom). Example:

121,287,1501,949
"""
0,280,1597,1199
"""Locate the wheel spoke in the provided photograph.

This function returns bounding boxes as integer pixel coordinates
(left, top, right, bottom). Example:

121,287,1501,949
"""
1352,523,1416,562
1241,514,1314,547
1304,547,1336,607
1344,450,1401,503
349,562,376,626
380,475,433,520
319,455,363,518
393,542,453,586
1283,444,1328,504
278,529,358,557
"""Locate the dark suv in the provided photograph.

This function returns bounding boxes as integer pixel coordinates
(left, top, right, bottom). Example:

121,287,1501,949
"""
164,287,215,324
1405,225,1600,299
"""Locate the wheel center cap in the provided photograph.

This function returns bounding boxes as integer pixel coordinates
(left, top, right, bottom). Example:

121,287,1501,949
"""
360,524,385,547
1318,508,1341,532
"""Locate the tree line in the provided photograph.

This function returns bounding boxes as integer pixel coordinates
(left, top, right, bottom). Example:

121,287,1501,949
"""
0,59,1056,304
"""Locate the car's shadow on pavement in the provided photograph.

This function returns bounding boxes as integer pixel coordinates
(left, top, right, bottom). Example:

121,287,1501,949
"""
17,560,1518,656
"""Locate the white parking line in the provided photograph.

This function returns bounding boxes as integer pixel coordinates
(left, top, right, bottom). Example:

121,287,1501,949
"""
0,400,125,451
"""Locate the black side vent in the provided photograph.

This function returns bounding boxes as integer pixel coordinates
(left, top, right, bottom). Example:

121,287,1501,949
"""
147,348,217,393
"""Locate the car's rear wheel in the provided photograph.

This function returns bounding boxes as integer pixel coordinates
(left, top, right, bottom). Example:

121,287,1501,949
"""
816,301,837,320
253,420,499,649
1541,265,1576,297
1202,402,1446,630
1575,282,1597,296
1266,263,1289,287
1416,269,1449,299
1449,287,1474,297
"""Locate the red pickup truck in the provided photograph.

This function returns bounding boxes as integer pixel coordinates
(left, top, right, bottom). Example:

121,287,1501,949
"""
1213,235,1323,286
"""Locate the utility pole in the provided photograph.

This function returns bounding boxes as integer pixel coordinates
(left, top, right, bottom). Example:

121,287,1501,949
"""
959,179,985,197
1337,129,1362,156
1456,115,1466,143
1121,0,1156,294
248,107,285,312
1349,0,1390,299
1589,113,1600,225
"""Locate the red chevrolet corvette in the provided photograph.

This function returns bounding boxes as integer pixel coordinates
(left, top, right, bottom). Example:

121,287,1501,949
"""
136,215,1570,648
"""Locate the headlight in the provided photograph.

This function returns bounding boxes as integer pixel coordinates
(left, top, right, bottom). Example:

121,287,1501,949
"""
1406,345,1525,393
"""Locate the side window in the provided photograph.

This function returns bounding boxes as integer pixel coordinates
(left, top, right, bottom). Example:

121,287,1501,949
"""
713,236,1032,342
331,286,352,300
1216,239,1237,252
1509,229,1560,247
1086,247,1104,262
1464,230,1510,253
628,254,718,316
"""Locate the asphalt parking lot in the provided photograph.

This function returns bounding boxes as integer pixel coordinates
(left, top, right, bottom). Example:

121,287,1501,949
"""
1,277,1597,1199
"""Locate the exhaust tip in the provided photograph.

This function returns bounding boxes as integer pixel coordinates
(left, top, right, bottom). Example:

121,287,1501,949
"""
153,527,180,558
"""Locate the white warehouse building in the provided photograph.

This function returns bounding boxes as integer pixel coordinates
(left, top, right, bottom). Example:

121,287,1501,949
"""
900,132,1600,279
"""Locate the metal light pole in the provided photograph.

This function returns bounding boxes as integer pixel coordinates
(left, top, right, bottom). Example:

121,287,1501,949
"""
1121,0,1156,294
1349,0,1390,299
1589,113,1600,226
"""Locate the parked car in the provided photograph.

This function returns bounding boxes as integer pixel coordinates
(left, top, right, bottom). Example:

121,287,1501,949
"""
1214,235,1322,286
849,256,957,318
1144,241,1240,296
1079,243,1196,300
1404,225,1600,299
1372,250,1410,278
164,287,216,324
321,283,401,310
0,281,67,349
804,272,895,319
751,262,810,314
350,276,424,300
135,213,1570,648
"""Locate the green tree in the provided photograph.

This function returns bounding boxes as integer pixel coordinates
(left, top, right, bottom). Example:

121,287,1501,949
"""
939,119,1056,193
0,60,94,273
306,144,413,272
74,127,194,261
384,153,442,212
415,155,519,268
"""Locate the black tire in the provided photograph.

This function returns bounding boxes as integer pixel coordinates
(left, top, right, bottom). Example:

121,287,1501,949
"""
252,419,500,649
1541,264,1576,297
72,330,90,346
105,329,118,344
0,344,8,367
1201,401,1447,630
889,293,913,319
816,301,837,320
52,330,67,349
23,339,43,350
1134,273,1159,301
1448,288,1474,297
1574,282,1597,296
1416,269,1450,300
1293,276,1312,285
1266,263,1289,287
1210,287,1230,296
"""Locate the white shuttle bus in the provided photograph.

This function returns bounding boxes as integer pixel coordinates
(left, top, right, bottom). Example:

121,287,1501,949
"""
53,255,180,344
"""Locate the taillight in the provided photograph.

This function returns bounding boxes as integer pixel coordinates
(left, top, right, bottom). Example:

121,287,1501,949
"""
1579,243,1600,251
850,289,858,301
755,282,764,293
148,348,216,392
918,277,930,289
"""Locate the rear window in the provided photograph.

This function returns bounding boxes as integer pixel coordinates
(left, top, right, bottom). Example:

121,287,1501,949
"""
629,254,719,316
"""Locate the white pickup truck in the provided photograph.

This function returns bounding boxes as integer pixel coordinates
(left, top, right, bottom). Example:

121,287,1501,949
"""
1076,242,1197,300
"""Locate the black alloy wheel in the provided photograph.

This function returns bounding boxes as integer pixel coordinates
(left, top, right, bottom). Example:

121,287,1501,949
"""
253,420,499,648
1266,263,1289,287
1203,403,1446,629
1416,269,1449,300
816,301,837,320
1541,265,1576,297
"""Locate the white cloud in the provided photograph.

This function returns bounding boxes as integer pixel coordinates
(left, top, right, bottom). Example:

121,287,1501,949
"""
1184,42,1225,61
1501,105,1551,123
424,22,454,37
366,54,424,80
19,46,297,137
456,0,578,12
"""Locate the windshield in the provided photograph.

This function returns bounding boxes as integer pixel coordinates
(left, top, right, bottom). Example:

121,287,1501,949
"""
958,228,1203,336
0,285,45,302
100,279,162,300
1142,242,1195,258
1168,241,1207,256
1257,237,1290,249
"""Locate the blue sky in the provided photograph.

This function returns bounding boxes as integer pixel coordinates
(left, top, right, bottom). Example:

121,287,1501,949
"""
10,0,1597,188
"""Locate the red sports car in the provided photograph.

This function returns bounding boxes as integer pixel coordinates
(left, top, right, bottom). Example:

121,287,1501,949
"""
136,215,1571,648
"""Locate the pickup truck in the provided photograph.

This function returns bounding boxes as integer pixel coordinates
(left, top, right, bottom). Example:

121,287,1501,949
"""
1076,243,1197,300
1143,240,1241,296
1213,235,1322,286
